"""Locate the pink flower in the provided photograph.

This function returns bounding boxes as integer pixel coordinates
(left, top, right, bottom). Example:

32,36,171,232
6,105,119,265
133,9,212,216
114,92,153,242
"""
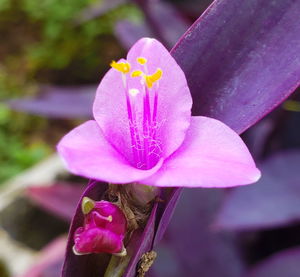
57,38,260,188
73,197,127,256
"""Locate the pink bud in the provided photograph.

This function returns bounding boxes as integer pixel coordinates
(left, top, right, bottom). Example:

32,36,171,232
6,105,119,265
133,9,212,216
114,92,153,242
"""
73,198,127,256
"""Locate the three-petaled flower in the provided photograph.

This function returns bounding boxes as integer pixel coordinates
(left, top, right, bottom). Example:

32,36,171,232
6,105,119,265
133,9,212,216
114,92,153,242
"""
57,37,260,188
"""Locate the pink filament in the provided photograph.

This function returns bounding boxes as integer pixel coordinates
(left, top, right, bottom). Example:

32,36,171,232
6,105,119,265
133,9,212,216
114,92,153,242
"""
125,77,160,170
124,78,139,165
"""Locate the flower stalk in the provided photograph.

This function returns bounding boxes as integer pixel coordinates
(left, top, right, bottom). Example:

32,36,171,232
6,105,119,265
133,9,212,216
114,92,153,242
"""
103,255,131,277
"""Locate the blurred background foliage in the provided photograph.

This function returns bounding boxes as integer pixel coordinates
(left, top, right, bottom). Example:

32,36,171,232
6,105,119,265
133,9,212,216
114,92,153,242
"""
0,0,141,183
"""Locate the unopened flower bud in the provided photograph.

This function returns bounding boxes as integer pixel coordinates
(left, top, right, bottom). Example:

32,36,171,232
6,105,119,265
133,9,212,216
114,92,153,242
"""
73,198,127,256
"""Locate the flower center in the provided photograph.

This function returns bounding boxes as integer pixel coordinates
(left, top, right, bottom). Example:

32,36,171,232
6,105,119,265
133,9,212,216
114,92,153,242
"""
111,58,163,170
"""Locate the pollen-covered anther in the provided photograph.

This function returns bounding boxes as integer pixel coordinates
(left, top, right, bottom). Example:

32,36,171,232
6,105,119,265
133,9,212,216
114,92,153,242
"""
129,88,140,97
110,60,131,74
137,57,147,65
145,68,163,88
131,70,143,77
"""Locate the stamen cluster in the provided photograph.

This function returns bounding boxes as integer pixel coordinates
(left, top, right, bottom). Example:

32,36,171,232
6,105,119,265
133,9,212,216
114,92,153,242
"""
110,58,163,170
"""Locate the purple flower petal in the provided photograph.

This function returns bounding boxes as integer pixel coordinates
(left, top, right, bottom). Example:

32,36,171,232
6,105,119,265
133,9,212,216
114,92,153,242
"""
244,247,300,277
214,150,300,231
142,116,260,187
57,120,163,183
93,38,192,164
172,0,300,133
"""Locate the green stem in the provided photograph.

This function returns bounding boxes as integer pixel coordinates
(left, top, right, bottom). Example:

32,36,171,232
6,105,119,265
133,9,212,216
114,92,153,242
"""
103,255,131,277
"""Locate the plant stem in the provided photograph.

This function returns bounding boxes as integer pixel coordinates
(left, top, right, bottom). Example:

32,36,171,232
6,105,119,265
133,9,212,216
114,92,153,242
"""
103,255,131,277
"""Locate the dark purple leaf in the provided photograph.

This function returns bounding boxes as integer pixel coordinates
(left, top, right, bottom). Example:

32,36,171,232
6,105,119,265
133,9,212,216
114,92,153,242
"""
244,247,300,277
151,189,245,277
153,188,182,247
215,150,300,231
7,85,96,119
173,0,300,134
26,183,85,222
153,0,300,248
114,20,153,50
242,118,275,160
18,236,66,277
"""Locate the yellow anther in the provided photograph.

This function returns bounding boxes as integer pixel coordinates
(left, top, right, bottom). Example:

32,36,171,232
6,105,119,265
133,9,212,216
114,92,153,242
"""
110,60,131,74
144,68,163,88
150,68,163,82
131,70,143,77
137,57,147,65
145,76,154,88
107,215,113,222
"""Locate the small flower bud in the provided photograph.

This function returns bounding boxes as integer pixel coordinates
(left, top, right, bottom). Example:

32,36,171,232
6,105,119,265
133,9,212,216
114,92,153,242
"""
73,198,127,256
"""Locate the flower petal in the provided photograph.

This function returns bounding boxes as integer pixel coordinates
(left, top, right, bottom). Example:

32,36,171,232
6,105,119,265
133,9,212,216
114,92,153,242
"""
57,120,162,183
74,227,123,254
142,116,260,187
93,38,192,165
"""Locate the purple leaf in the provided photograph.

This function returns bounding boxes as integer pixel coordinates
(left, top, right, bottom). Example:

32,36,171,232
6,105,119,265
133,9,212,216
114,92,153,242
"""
242,118,275,160
7,85,96,119
215,150,300,231
153,188,182,247
114,20,153,50
26,183,85,222
153,0,300,247
244,247,300,277
18,236,66,277
151,189,245,277
172,0,300,134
